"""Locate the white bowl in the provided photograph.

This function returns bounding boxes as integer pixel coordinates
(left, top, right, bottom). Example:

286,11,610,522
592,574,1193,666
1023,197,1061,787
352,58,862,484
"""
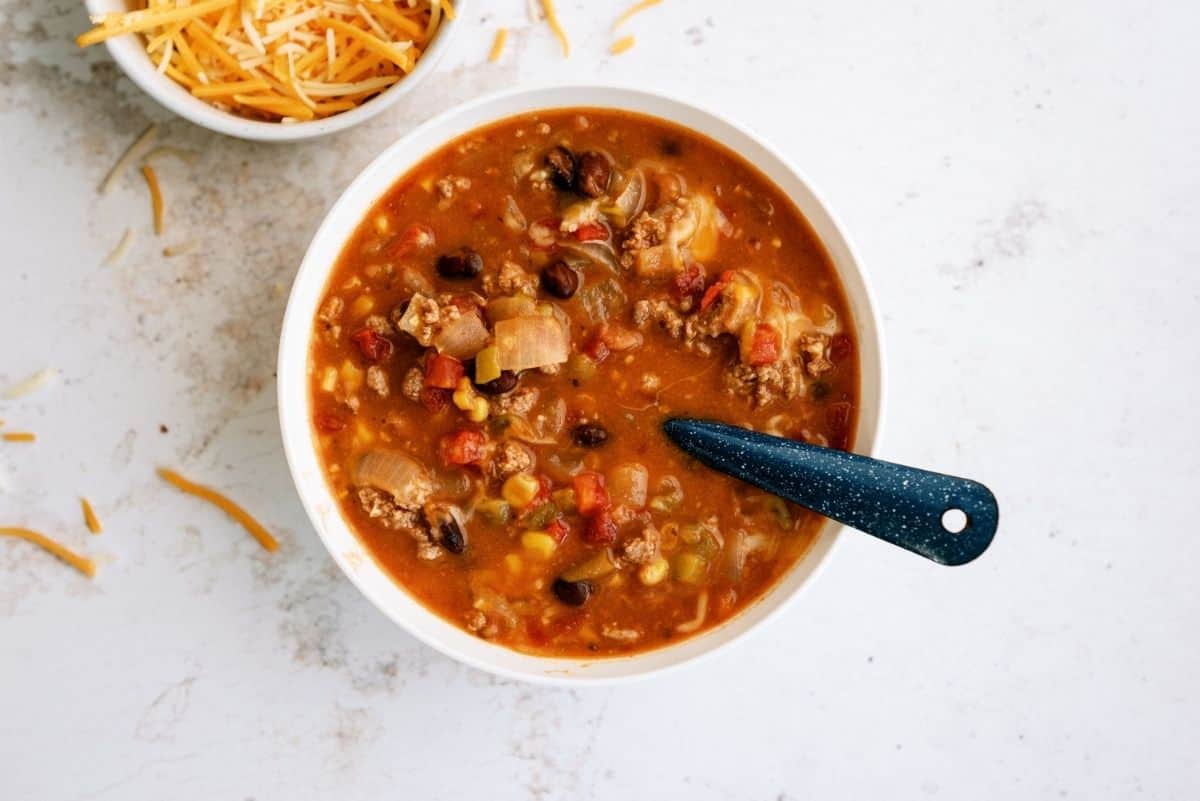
83,0,461,142
278,85,886,684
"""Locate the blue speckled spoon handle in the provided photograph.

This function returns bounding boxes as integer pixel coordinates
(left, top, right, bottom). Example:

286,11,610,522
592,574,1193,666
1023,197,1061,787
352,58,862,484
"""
662,419,999,566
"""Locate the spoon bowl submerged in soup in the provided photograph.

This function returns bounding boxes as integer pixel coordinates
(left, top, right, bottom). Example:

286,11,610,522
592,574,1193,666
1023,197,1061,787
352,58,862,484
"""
308,108,859,657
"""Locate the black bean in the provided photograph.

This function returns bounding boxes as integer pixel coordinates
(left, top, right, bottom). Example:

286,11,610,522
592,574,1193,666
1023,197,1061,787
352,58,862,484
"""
436,247,483,280
575,152,611,198
475,370,518,396
552,577,593,606
440,519,466,554
545,146,576,191
572,422,608,448
540,260,580,299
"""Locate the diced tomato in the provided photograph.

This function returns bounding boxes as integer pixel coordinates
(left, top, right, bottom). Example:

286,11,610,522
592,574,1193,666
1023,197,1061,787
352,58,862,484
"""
314,413,346,433
672,262,706,301
827,401,852,451
699,270,735,312
439,428,488,466
385,223,435,258
830,333,853,362
350,328,394,362
747,323,781,366
424,353,464,389
534,474,554,505
581,336,610,364
546,517,571,543
419,386,450,413
583,509,618,545
573,471,610,517
574,222,608,242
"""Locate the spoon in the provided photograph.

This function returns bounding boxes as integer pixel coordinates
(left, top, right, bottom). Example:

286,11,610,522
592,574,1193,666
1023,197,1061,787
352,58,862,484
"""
662,419,999,565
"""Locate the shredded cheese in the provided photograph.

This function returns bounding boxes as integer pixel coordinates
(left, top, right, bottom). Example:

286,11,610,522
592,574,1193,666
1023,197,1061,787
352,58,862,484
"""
540,0,569,57
100,124,158,195
81,498,103,535
2,433,36,443
489,27,507,62
614,0,663,29
0,528,96,577
163,240,199,258
3,368,57,400
77,1,450,122
141,165,165,235
157,468,279,552
610,35,635,54
104,228,135,266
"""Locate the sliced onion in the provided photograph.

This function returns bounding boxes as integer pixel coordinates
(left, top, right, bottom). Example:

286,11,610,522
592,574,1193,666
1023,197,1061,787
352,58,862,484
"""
494,315,570,372
607,167,646,227
354,450,433,508
502,195,527,232
433,311,490,359
560,240,619,273
607,463,648,509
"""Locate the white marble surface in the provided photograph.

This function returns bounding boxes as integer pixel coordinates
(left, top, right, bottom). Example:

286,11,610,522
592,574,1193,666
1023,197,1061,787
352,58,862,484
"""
1,1,1197,798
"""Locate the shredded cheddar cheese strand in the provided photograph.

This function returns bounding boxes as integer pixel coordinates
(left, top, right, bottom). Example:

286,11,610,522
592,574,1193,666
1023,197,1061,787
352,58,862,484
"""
100,124,158,196
540,0,569,57
77,0,237,47
141,166,165,235
3,432,36,443
81,498,103,535
0,528,96,578
614,0,663,29
157,468,279,552
489,27,507,62
105,228,135,266
610,35,635,54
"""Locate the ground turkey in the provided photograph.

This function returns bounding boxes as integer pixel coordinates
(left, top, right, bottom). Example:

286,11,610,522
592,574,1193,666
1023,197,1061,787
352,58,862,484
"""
489,440,535,479
724,360,803,408
482,260,538,297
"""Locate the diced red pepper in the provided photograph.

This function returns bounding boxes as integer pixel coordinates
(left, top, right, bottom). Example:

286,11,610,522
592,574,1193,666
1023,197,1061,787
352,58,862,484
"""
581,336,610,364
439,428,488,466
385,223,435,258
583,509,618,545
420,386,450,413
546,518,570,543
747,323,781,366
573,471,610,517
574,221,608,242
350,328,394,362
672,262,706,301
699,270,735,312
424,353,464,390
314,413,346,433
830,333,853,362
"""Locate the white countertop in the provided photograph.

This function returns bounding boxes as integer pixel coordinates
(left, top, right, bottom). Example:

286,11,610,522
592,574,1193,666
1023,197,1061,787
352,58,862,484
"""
2,1,1197,798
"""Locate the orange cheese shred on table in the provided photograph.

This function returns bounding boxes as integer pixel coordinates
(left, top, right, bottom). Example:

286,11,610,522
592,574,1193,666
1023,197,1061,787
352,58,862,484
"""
141,165,165,235
157,468,279,552
81,497,103,535
0,528,96,578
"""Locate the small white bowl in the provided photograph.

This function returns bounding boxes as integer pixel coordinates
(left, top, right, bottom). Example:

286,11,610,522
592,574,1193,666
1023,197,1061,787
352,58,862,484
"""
278,85,886,684
83,0,461,142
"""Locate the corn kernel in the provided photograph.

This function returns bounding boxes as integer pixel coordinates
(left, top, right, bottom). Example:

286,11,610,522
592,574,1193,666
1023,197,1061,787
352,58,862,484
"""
638,556,669,586
521,531,558,559
349,295,375,319
320,366,338,393
504,553,523,573
452,377,474,411
502,473,541,509
340,360,363,393
468,398,489,422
